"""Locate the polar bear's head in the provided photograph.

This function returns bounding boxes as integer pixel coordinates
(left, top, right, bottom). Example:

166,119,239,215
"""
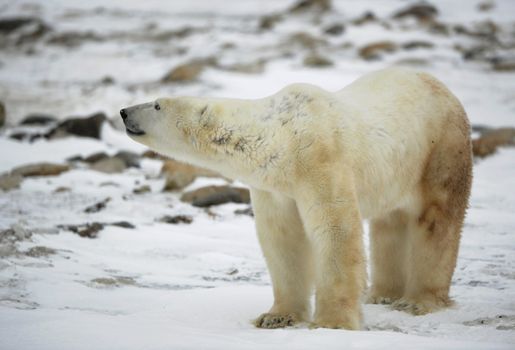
120,97,227,165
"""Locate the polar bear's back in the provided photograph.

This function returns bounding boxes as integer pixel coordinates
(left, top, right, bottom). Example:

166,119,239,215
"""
335,68,470,218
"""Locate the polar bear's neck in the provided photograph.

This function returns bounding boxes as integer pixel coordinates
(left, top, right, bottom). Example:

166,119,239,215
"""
181,96,284,185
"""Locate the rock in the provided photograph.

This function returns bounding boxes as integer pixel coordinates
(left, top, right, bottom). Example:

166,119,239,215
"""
303,54,333,67
115,151,141,168
358,41,397,60
100,76,115,85
472,127,515,158
492,58,515,72
402,40,434,50
60,222,104,238
108,221,135,229
259,14,282,30
142,150,167,160
133,185,151,194
287,32,327,50
181,185,251,207
84,197,111,213
454,21,497,39
477,0,495,11
220,60,267,74
0,17,41,34
429,22,450,35
0,173,23,191
392,3,438,22
161,159,220,191
11,162,70,177
161,58,216,83
82,152,109,163
19,114,57,126
54,186,71,193
324,23,345,36
90,156,127,174
47,31,102,48
289,0,331,14
351,11,377,26
90,276,136,287
46,112,106,139
0,101,5,127
158,215,193,224
234,206,254,217
25,246,57,258
0,17,50,46
395,58,429,66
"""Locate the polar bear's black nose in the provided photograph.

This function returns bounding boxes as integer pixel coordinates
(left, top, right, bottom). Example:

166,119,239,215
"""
120,109,127,120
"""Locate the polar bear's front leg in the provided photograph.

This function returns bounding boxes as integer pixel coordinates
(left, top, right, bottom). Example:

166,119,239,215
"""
296,178,366,330
250,188,314,328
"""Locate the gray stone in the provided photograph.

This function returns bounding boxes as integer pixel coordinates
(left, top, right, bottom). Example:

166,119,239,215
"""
11,162,70,177
0,173,23,191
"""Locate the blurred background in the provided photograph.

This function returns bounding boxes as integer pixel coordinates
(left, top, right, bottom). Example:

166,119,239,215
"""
1,0,514,128
1,1,515,349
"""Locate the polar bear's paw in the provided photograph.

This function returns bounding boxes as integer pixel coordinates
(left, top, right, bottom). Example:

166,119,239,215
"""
366,295,399,305
391,296,452,315
254,313,298,329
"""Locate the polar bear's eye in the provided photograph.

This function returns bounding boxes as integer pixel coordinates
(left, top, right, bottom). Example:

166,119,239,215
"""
155,103,161,111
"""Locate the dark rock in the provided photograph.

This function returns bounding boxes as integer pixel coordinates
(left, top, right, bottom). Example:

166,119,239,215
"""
429,22,450,35
234,206,254,217
19,114,57,126
25,246,57,258
454,21,497,40
303,54,333,67
84,197,111,213
82,152,108,163
259,14,282,30
133,185,151,194
46,112,106,139
402,40,434,50
289,0,331,14
358,41,397,60
161,58,216,83
0,17,40,34
54,186,71,193
324,23,345,36
11,162,70,177
90,156,126,174
47,31,102,47
158,215,193,224
108,221,135,229
60,222,104,238
0,101,4,127
351,11,377,26
100,76,115,85
472,127,515,158
181,185,251,207
492,58,515,72
392,3,438,22
287,32,327,50
0,173,23,191
477,0,495,12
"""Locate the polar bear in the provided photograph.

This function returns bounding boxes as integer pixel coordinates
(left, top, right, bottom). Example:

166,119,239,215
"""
120,68,472,330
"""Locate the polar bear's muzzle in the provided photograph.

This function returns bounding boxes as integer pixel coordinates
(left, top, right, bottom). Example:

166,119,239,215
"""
120,104,149,136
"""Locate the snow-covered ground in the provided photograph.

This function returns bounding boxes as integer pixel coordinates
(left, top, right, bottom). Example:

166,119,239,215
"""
1,0,515,349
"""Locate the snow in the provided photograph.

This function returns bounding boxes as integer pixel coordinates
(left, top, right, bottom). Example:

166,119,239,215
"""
1,0,515,349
